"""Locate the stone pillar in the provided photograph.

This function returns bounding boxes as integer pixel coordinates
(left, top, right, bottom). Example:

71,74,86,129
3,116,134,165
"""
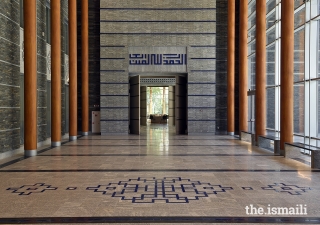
255,0,266,141
69,0,77,141
280,0,294,150
81,0,89,135
24,0,37,156
51,0,61,147
227,0,235,135
239,0,248,132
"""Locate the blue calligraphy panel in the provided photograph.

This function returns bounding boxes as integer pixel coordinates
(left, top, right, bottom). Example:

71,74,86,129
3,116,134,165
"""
129,54,187,66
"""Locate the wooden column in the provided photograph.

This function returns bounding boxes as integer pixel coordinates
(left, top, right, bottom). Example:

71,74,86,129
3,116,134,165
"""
51,0,61,146
227,0,235,135
255,0,266,141
239,0,248,132
82,0,89,135
24,0,37,156
69,0,77,141
280,0,294,150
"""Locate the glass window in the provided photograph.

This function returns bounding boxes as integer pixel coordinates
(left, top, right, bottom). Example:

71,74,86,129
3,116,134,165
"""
266,11,276,30
295,0,305,9
64,21,69,55
294,8,306,29
267,0,276,14
266,27,276,45
318,80,320,146
248,14,256,29
266,44,276,86
246,0,320,145
294,83,305,137
20,0,24,28
294,29,305,82
248,41,256,55
248,55,256,90
248,27,256,42
318,21,320,78
266,88,276,134
248,1,256,16
248,94,255,133
46,6,51,44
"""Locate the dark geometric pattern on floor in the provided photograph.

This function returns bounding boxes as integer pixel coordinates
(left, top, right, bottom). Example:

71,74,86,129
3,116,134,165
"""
242,187,254,190
66,187,77,190
6,181,312,200
261,183,311,195
6,183,57,195
86,177,233,203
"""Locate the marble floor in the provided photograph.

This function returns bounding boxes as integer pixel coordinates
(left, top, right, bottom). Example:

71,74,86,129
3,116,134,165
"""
0,124,320,224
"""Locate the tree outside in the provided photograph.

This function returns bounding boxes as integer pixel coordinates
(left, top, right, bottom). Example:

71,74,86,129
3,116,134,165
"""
147,87,169,115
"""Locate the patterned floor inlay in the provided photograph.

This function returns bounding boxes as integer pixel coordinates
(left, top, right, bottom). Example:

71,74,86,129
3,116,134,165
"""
261,183,312,195
6,180,312,201
6,183,58,195
87,177,233,203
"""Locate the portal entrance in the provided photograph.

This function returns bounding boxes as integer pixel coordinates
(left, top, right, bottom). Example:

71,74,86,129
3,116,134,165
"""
129,75,187,135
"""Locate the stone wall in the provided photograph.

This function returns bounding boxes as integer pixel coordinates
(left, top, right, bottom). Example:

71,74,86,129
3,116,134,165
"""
0,0,20,152
0,0,69,156
100,0,227,134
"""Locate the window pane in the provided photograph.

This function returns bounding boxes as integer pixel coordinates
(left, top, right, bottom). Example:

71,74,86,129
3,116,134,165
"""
64,22,69,54
266,11,276,30
318,80,320,146
295,0,304,9
294,29,305,82
266,44,276,86
266,27,276,45
20,0,24,28
294,83,305,136
248,41,256,55
318,21,320,78
266,88,275,131
248,1,256,16
248,27,256,42
248,95,255,133
248,14,256,29
248,55,256,90
294,8,306,29
46,7,51,44
266,0,276,14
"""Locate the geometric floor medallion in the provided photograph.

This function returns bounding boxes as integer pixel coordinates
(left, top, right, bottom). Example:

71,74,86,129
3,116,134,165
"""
87,177,233,203
6,179,311,204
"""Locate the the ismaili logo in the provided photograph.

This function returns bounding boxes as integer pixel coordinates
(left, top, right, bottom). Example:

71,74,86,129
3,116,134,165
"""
245,204,307,215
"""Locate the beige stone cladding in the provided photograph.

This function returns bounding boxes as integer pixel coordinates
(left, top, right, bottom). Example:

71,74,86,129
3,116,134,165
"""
100,0,218,134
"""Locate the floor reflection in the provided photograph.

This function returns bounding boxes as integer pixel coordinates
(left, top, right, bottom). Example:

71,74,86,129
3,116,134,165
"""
141,123,174,155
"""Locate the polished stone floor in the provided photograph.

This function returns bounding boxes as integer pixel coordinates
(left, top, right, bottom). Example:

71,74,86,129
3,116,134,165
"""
0,124,320,224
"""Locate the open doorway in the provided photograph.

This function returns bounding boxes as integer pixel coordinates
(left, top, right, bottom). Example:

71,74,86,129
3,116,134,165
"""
146,87,169,125
129,75,187,135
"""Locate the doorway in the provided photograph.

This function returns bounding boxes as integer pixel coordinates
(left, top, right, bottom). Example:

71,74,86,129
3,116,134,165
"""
129,75,187,135
146,86,169,124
